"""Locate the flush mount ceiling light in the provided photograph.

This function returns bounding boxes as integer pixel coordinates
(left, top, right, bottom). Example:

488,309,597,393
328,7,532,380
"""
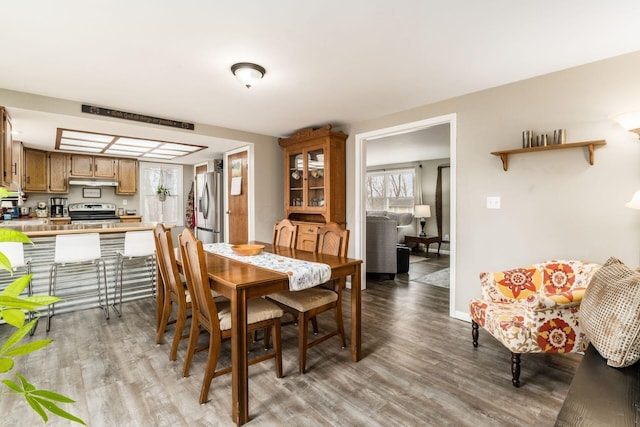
231,62,265,88
55,129,206,160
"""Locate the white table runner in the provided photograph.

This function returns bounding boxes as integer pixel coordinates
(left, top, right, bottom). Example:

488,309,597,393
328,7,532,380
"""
203,243,331,291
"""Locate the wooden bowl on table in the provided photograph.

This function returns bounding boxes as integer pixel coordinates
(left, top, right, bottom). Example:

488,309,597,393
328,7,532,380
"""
230,244,264,256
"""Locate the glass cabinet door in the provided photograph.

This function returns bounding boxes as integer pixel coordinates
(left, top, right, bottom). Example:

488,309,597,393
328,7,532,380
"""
306,148,325,209
287,150,304,208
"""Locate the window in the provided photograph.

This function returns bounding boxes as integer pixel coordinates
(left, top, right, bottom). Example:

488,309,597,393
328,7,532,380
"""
139,162,183,225
366,168,415,213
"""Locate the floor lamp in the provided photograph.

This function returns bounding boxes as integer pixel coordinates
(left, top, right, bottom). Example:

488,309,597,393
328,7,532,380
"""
414,205,431,237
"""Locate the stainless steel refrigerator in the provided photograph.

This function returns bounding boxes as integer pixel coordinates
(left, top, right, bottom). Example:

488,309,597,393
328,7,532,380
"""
195,170,223,243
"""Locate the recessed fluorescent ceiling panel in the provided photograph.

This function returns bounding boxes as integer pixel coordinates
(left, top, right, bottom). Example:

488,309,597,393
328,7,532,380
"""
55,128,206,160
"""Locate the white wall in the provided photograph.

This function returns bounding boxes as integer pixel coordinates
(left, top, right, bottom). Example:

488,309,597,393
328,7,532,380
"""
347,50,640,319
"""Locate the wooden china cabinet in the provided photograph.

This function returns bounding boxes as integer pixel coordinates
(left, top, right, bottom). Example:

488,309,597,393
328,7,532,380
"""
278,124,347,251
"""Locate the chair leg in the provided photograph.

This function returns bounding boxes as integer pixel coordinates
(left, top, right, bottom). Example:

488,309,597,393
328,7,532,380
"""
272,320,282,378
334,302,346,349
311,317,319,335
199,332,221,404
157,297,172,344
511,352,521,387
112,256,123,317
97,259,109,320
182,313,200,377
472,320,479,347
46,264,57,333
298,312,308,374
263,326,271,350
170,304,187,361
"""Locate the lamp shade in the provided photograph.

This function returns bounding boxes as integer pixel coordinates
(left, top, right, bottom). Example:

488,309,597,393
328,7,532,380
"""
414,204,431,218
231,62,265,88
626,190,640,209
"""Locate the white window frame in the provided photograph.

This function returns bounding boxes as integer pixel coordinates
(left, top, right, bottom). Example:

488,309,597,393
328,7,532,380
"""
138,162,184,226
366,167,415,213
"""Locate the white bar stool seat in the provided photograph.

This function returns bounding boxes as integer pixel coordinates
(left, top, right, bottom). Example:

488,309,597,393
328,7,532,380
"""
47,233,108,332
112,230,156,317
0,242,35,334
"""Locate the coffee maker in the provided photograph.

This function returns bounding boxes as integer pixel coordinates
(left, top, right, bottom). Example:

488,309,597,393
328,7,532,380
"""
50,197,68,217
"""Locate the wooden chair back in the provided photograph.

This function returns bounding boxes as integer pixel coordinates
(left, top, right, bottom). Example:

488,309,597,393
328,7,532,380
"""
178,228,222,336
316,222,349,257
273,219,298,248
153,224,185,305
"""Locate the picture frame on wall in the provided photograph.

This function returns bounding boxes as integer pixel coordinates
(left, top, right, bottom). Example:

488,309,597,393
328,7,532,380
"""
82,187,101,198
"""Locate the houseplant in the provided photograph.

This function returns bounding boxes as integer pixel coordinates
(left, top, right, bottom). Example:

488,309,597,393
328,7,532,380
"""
156,185,170,202
0,188,85,424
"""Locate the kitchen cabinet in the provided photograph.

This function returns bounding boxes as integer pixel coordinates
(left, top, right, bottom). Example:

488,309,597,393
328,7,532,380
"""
23,148,48,192
116,158,138,195
48,152,69,193
1,107,12,187
118,215,142,223
69,154,117,179
278,124,347,249
9,140,23,192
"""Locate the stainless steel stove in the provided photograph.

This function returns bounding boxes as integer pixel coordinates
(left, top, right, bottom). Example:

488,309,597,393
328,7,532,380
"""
69,203,121,224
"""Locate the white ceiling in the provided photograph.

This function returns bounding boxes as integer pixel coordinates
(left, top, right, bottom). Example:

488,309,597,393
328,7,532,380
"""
2,1,640,164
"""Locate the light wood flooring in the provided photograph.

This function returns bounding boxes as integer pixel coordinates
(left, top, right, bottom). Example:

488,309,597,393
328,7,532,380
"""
0,253,580,426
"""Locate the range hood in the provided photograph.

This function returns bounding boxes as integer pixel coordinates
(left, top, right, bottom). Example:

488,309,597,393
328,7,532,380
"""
68,179,118,187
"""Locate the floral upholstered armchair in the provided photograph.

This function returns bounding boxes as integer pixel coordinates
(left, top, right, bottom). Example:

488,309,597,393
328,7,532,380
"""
469,260,600,387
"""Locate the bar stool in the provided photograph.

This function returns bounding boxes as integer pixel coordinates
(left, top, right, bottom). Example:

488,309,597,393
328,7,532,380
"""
0,242,35,334
47,233,109,332
112,230,156,317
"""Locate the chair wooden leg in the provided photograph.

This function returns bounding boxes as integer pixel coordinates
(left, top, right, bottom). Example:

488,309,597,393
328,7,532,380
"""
298,312,308,374
182,314,200,377
272,320,283,378
199,333,221,404
263,326,271,350
511,352,521,387
334,303,346,349
170,306,187,361
472,320,479,347
311,317,319,335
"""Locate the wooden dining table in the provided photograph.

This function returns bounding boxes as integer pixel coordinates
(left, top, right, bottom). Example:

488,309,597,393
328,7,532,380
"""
160,242,363,426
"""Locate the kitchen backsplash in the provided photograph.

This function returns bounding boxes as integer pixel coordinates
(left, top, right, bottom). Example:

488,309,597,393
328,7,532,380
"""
24,186,138,216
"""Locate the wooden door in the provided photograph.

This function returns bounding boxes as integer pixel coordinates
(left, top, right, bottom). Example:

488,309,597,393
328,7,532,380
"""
227,151,248,243
69,154,93,177
48,152,69,193
93,156,117,178
23,148,48,192
116,158,138,194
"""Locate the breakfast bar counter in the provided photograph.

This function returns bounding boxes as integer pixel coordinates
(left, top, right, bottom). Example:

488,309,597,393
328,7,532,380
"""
1,221,162,237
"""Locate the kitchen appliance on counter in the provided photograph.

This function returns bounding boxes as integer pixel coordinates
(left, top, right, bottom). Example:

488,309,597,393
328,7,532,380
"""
50,197,68,218
195,170,223,244
69,203,121,224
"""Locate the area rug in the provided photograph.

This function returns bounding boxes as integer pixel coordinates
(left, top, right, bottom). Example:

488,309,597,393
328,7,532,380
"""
409,255,428,264
413,268,450,288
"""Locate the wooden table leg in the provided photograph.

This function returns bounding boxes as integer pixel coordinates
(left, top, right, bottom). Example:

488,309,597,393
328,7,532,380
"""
231,289,249,425
351,266,362,362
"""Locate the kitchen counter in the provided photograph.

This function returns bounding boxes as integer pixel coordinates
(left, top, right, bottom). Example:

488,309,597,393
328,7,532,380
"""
0,221,165,237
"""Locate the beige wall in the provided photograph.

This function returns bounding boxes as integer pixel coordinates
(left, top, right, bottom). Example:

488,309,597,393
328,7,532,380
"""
347,50,640,318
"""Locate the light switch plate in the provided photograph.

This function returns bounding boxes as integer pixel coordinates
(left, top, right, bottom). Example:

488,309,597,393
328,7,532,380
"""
486,196,501,209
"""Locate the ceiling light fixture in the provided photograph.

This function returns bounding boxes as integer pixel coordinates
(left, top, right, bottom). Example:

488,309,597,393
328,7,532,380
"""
231,62,265,88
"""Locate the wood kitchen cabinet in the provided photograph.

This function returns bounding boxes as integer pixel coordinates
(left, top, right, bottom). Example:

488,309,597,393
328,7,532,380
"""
116,158,138,195
9,140,23,192
1,107,12,187
69,154,117,179
23,148,48,192
48,152,69,193
278,124,347,249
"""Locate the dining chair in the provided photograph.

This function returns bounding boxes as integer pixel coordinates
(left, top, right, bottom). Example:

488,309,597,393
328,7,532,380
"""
154,224,192,363
273,218,298,248
179,228,284,404
47,233,109,332
267,222,349,374
112,230,156,317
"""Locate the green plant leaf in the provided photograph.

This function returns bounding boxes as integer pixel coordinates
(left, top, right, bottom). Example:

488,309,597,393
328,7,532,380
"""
0,320,40,353
1,307,25,327
24,294,61,306
1,378,21,392
32,397,86,425
0,228,31,244
26,395,48,423
16,373,36,392
3,339,53,357
0,295,42,311
0,252,12,274
0,357,14,373
0,188,13,199
2,274,32,297
30,389,76,403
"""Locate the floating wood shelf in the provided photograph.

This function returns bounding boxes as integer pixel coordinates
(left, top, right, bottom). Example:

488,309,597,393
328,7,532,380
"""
491,140,607,171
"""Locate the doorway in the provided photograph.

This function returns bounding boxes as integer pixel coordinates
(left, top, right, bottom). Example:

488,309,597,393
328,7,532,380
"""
354,113,457,317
